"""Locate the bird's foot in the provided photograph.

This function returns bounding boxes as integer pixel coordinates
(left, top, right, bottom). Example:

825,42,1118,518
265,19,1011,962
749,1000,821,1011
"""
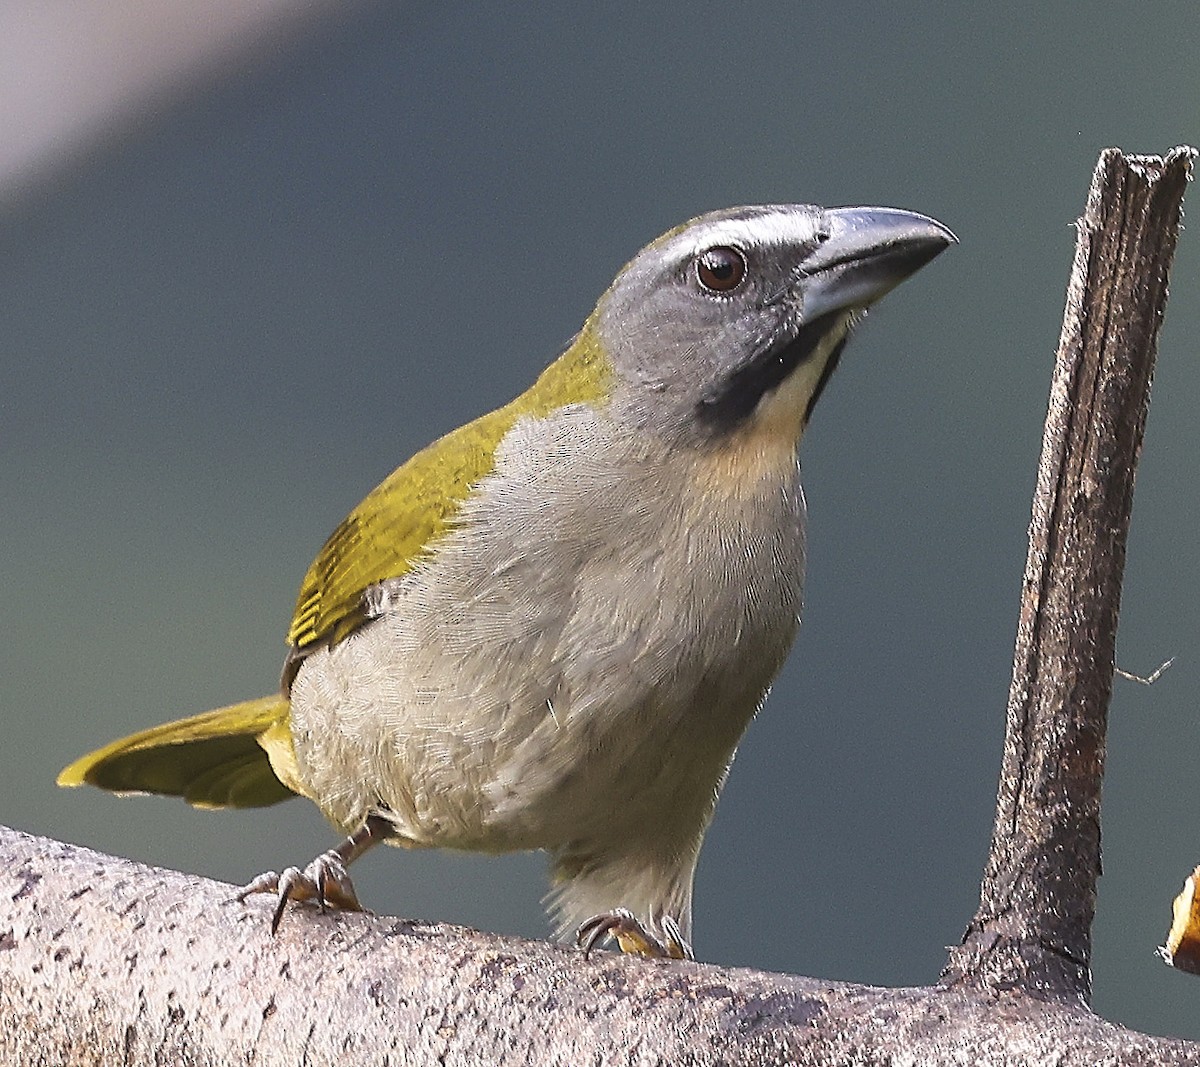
237,850,365,933
576,908,693,960
235,814,393,933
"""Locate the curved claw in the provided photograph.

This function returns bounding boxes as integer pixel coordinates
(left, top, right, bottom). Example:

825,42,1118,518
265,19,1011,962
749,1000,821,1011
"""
576,908,693,960
236,849,365,934
235,816,393,933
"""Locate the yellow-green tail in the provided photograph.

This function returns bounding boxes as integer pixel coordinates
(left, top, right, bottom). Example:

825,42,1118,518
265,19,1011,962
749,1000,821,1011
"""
57,694,300,809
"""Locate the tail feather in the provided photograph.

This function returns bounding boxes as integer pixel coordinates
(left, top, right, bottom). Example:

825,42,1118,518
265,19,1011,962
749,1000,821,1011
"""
57,694,297,810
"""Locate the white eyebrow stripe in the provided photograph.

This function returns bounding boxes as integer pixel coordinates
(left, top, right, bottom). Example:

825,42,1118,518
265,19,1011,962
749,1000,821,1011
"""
674,212,822,261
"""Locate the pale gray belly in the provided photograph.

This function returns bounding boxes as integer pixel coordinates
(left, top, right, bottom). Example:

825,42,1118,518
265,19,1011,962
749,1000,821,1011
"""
288,410,806,856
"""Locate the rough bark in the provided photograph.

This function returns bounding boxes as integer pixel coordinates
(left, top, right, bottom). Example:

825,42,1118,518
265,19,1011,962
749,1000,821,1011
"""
1,146,1194,1065
2,826,1199,1067
942,145,1194,1000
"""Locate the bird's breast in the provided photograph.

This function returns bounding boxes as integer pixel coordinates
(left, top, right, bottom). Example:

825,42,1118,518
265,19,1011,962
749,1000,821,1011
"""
288,405,807,853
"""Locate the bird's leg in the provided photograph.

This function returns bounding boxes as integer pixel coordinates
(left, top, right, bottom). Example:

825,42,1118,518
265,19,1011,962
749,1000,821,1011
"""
236,813,394,933
576,909,694,960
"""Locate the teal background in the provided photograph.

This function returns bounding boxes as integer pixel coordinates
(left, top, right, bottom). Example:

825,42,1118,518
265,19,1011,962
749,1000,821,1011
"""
3,1,1198,1039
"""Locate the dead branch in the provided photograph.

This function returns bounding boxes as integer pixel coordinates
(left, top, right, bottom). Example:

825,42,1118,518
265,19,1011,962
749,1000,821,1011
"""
942,145,1194,1000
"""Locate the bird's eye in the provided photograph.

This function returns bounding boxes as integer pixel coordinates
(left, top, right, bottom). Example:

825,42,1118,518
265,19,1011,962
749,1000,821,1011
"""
695,246,746,293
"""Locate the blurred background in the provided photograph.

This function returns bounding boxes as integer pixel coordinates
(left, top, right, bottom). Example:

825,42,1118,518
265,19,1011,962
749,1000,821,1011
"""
2,0,1197,1039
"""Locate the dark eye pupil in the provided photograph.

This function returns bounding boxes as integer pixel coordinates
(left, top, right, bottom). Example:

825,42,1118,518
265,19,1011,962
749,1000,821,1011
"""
696,246,746,292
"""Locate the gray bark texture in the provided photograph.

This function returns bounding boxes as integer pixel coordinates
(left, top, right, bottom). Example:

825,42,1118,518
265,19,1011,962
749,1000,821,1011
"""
1,146,1195,1066
941,144,1194,999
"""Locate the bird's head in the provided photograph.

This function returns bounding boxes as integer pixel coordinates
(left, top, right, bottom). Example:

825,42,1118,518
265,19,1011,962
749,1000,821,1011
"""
592,203,955,449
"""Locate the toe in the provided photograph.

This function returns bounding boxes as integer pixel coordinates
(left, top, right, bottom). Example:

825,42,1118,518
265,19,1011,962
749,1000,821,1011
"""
311,852,362,912
576,909,632,958
235,871,281,902
235,856,365,934
576,909,685,960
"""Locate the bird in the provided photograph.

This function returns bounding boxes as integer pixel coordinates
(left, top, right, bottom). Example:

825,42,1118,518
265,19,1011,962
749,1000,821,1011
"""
59,202,954,959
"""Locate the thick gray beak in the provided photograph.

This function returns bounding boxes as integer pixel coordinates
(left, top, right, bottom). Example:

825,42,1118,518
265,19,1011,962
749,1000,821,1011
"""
799,206,956,322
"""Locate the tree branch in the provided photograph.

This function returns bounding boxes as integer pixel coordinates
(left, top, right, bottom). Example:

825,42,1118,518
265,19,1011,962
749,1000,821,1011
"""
941,145,1195,1000
1,147,1195,1064
2,825,1199,1066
